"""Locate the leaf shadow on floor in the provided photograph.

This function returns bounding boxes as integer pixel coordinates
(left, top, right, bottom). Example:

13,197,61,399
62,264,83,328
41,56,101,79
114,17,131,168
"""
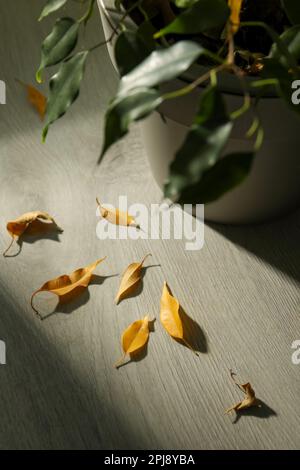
175,306,208,354
230,399,277,424
3,220,63,258
40,274,119,320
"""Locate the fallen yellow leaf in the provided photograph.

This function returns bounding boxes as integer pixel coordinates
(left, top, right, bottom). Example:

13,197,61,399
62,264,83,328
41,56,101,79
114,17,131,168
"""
114,315,151,368
31,258,106,319
160,282,198,355
225,370,260,414
115,253,151,304
96,197,139,228
16,79,47,120
228,0,243,35
3,211,62,257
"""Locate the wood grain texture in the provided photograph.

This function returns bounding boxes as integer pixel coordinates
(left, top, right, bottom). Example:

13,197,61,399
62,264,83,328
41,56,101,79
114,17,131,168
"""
0,0,300,450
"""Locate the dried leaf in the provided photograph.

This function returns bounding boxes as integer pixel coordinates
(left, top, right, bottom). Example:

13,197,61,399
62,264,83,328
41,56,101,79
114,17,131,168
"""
31,258,106,319
96,198,139,228
228,0,243,34
114,315,151,368
16,79,47,120
225,370,260,414
3,211,62,257
160,282,197,355
115,254,151,304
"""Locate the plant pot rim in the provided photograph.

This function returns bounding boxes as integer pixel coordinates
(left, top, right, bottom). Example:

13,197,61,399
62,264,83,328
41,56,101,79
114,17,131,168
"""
98,0,278,99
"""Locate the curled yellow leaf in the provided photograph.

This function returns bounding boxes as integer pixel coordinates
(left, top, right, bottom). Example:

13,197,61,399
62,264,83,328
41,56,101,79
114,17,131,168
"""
16,79,47,120
31,258,106,319
96,197,139,228
225,370,260,414
160,282,198,355
114,315,151,368
3,211,62,257
228,0,243,34
115,253,151,304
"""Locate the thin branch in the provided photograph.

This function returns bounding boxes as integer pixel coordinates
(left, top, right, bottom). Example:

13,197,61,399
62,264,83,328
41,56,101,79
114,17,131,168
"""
162,64,227,101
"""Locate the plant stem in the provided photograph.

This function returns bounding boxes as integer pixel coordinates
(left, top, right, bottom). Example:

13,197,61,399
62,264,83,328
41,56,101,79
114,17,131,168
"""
30,293,43,320
227,30,235,66
88,0,143,52
251,78,279,88
254,125,264,151
114,354,127,368
230,369,246,394
78,0,96,24
228,63,252,120
230,93,251,120
162,64,226,101
88,37,113,52
246,116,260,138
204,49,225,65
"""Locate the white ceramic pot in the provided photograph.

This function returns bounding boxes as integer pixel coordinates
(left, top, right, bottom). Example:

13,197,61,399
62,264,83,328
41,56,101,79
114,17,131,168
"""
98,0,300,224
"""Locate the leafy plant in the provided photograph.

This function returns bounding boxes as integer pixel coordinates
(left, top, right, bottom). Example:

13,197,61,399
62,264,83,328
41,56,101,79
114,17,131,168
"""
36,0,300,204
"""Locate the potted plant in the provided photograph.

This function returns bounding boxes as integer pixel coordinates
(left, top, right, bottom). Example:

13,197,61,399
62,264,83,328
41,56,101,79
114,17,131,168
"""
36,0,300,223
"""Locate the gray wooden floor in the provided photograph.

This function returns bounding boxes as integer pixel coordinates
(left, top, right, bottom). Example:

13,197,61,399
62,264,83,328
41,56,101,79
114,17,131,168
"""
0,0,300,450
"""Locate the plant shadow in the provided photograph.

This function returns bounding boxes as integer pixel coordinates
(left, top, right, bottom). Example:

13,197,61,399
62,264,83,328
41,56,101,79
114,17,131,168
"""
175,306,208,354
207,207,300,283
3,220,63,258
230,399,277,424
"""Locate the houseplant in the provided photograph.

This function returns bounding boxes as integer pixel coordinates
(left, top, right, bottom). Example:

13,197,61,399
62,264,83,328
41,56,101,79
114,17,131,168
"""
36,0,300,223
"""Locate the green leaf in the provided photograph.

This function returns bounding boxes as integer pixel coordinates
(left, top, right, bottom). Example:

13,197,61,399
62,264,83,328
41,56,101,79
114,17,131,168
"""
154,0,230,38
79,0,96,26
176,152,254,204
118,41,204,96
43,51,88,141
281,0,300,25
39,0,67,21
36,17,79,83
100,88,162,160
270,25,300,67
164,86,233,201
260,58,300,114
114,30,154,76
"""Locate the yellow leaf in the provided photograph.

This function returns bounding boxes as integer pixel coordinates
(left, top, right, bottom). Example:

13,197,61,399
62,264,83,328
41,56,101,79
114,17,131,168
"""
31,258,106,319
115,253,151,304
16,79,47,120
225,370,260,414
114,315,151,368
228,0,243,34
96,197,139,228
3,211,62,257
160,282,198,355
